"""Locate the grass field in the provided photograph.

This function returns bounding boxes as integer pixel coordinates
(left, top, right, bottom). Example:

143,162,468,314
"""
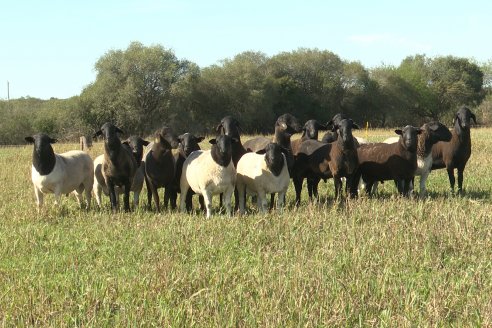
1,129,491,326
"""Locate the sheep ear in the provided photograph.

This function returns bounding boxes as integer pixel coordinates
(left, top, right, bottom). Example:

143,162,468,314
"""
209,138,217,145
352,122,360,130
232,138,239,143
93,130,102,138
331,125,339,132
471,113,477,124
215,123,223,133
417,129,423,135
318,123,328,130
256,149,267,155
196,136,205,143
50,138,58,144
395,129,403,135
115,127,124,135
142,140,150,146
122,141,130,147
326,120,334,129
25,136,35,143
279,122,287,130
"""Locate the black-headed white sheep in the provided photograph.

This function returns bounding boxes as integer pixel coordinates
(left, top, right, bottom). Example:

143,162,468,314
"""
432,106,476,195
93,123,137,212
25,134,94,209
180,135,237,218
236,143,290,214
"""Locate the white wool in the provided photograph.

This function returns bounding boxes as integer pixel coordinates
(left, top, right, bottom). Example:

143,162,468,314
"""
180,150,236,218
93,154,145,207
31,150,93,208
236,152,289,214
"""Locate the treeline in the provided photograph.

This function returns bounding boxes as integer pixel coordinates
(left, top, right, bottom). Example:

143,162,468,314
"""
2,41,492,144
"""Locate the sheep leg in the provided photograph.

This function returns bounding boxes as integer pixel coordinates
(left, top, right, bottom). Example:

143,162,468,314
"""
257,190,268,214
203,190,213,218
145,176,153,210
269,194,275,211
107,181,118,212
224,186,234,217
123,180,132,212
307,177,314,200
94,183,103,208
198,195,205,211
163,187,171,211
419,172,429,198
457,167,464,195
34,186,44,209
179,182,190,213
277,191,286,211
133,191,140,208
293,176,303,207
150,184,160,212
447,167,456,194
333,177,343,200
169,190,178,210
237,182,246,215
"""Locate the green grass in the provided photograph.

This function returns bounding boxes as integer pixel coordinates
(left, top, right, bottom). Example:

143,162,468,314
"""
1,129,491,326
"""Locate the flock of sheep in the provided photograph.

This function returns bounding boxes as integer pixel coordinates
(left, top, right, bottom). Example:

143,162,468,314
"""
25,106,476,217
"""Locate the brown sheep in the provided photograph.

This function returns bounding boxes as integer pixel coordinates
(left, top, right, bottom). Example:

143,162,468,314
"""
432,106,476,195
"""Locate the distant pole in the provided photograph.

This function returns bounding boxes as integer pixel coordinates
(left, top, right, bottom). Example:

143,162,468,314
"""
7,81,9,101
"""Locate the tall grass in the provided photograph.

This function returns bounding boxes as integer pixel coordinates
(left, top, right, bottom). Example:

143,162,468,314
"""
0,129,491,326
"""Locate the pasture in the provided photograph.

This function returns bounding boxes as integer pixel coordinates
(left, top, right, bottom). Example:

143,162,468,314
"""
1,128,491,326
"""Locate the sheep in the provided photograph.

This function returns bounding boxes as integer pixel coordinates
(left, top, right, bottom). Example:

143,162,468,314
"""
243,113,302,208
25,133,93,210
216,116,248,210
180,135,237,218
379,121,452,197
292,119,360,205
166,133,205,210
93,123,137,212
236,143,290,214
144,126,180,212
432,106,476,195
291,119,328,156
352,125,422,197
321,113,368,145
93,136,149,208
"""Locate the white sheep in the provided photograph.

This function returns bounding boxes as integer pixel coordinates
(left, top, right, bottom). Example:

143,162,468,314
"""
236,143,290,214
180,135,237,218
25,134,94,209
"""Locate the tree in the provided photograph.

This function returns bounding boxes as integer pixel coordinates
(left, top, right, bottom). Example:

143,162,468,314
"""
79,42,193,134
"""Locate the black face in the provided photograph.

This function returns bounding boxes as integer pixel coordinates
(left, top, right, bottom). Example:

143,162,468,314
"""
217,116,241,139
395,125,422,151
159,126,180,149
334,119,359,145
454,106,476,130
277,113,302,135
210,135,233,154
93,122,124,140
425,121,452,143
25,134,57,175
303,120,327,140
178,133,204,157
124,136,150,163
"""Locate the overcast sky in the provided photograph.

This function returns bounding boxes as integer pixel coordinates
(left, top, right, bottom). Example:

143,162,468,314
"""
2,0,491,100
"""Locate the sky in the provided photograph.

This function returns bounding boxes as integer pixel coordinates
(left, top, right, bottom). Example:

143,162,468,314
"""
1,0,492,100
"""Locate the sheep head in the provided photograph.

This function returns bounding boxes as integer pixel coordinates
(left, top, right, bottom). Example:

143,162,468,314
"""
276,113,302,136
178,133,204,157
453,106,477,130
395,125,422,152
216,116,242,140
302,120,328,140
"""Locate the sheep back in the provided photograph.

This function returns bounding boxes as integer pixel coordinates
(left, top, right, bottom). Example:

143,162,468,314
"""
236,152,289,195
182,150,236,196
